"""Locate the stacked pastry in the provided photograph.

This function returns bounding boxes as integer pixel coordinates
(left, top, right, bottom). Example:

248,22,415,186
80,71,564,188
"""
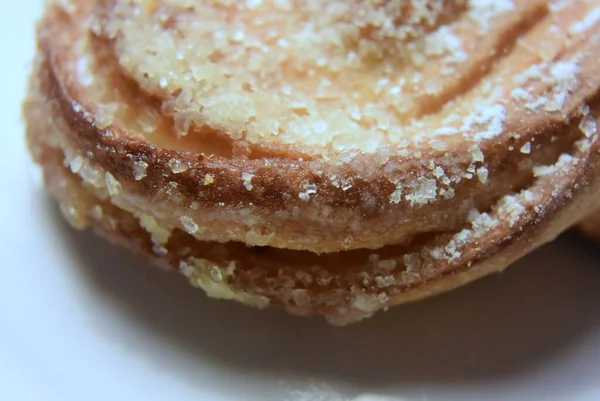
25,0,600,324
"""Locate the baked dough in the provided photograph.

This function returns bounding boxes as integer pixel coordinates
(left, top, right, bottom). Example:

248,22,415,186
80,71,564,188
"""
25,0,600,324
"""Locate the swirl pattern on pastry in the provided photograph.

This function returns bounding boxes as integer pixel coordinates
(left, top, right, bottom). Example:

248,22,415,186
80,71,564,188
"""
25,0,600,323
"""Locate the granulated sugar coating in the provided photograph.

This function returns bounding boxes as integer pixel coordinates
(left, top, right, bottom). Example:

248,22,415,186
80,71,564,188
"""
23,0,600,324
104,0,524,152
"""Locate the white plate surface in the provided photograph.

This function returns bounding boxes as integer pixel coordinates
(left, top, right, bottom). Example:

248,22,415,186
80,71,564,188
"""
2,2,600,400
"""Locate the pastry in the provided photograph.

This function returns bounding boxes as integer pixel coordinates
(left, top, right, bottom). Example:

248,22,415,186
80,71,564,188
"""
25,0,600,324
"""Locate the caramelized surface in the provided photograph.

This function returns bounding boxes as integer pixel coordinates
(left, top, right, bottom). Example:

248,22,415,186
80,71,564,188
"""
24,0,600,323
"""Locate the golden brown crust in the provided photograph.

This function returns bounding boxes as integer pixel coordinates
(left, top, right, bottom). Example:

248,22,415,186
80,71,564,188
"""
26,89,600,324
24,0,600,323
31,0,600,253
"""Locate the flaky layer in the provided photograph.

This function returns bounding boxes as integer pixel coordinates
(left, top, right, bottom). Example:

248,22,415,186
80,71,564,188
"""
25,53,600,325
26,85,600,324
29,0,600,254
24,0,600,323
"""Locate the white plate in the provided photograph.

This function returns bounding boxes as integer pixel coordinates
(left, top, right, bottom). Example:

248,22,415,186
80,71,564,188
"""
2,2,600,400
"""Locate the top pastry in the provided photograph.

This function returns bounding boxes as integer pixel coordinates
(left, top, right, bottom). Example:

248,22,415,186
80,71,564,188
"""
33,0,600,254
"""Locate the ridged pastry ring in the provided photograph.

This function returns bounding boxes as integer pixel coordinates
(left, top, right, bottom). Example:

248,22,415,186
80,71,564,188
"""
25,0,600,324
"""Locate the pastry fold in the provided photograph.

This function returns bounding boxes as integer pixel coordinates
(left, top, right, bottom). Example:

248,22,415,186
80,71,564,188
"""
25,0,600,324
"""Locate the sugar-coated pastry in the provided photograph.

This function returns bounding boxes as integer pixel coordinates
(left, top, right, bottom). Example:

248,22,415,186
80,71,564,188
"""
25,0,600,324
